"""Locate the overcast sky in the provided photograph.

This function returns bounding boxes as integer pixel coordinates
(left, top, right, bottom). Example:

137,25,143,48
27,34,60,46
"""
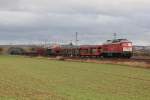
0,0,150,45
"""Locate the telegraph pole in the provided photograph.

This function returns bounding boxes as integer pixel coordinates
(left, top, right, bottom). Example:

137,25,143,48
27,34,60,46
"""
113,33,117,40
75,32,79,45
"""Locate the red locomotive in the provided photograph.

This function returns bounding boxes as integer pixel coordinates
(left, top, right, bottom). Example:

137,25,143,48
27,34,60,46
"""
48,39,133,58
102,39,133,58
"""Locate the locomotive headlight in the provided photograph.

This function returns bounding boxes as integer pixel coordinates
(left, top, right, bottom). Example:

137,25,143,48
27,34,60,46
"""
123,47,132,51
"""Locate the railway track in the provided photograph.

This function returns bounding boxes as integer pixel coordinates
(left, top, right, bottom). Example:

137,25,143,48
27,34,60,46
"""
47,56,150,68
101,58,150,62
131,58,150,62
62,56,150,63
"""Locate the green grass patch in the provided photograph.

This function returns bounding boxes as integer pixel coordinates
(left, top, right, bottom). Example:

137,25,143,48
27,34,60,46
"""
0,55,150,100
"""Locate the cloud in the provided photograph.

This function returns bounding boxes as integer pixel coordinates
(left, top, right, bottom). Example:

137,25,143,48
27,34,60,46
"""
0,0,150,45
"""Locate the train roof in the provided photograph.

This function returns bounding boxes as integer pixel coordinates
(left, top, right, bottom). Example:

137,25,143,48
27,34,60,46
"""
80,45,102,47
104,39,131,44
60,45,80,49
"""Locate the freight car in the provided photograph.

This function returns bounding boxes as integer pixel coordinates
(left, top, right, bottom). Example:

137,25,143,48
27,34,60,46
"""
24,47,46,56
48,39,133,58
46,45,80,57
79,45,102,57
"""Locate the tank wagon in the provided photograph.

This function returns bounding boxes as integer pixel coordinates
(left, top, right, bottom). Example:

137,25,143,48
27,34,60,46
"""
47,39,133,58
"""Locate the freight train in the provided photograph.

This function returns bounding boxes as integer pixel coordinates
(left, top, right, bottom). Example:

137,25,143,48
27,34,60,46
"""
45,39,133,58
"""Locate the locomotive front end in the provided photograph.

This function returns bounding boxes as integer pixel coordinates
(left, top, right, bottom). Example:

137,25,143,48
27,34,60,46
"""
121,41,133,58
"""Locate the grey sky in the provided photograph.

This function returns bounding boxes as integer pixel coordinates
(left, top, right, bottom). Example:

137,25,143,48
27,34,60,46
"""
0,0,150,45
